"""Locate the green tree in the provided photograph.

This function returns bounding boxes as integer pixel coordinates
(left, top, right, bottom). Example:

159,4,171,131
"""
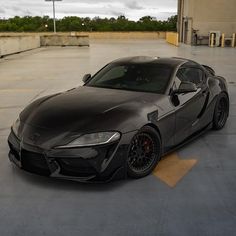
0,15,178,32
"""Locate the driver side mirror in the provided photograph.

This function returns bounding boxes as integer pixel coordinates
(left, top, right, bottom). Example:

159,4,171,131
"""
173,81,198,94
82,74,91,83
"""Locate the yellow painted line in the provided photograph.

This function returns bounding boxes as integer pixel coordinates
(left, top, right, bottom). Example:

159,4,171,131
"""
153,153,197,188
221,33,225,48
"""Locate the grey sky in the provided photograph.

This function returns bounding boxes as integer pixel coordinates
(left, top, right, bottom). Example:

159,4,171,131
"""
0,0,177,21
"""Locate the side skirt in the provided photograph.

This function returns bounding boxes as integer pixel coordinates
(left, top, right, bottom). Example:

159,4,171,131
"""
162,122,213,157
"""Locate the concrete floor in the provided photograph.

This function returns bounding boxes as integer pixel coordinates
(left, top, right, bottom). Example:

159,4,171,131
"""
0,40,236,236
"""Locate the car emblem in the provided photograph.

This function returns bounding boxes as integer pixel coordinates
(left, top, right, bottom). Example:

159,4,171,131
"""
29,133,40,143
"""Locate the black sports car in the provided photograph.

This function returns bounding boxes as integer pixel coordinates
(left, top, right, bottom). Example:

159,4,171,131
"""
8,57,229,182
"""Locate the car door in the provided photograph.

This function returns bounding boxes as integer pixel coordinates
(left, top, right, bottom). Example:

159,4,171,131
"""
172,65,209,145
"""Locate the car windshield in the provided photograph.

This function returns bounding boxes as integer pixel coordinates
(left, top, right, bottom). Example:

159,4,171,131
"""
86,63,173,94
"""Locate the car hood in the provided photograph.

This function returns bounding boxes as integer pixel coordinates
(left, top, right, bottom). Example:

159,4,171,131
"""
19,86,166,146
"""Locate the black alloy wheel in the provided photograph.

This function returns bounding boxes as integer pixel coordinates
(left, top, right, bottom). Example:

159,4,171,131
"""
127,126,161,178
213,93,229,130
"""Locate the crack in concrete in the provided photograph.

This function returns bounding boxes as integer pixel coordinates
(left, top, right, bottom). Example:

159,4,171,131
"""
0,127,10,131
0,105,23,110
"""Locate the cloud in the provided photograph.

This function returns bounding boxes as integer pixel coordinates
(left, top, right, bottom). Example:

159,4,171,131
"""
110,10,125,17
0,0,177,21
0,8,5,14
125,1,144,10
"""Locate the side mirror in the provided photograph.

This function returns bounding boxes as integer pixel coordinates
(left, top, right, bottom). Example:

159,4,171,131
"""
174,81,198,94
82,74,91,83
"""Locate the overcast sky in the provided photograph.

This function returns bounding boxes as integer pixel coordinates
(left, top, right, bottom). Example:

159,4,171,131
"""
0,0,177,21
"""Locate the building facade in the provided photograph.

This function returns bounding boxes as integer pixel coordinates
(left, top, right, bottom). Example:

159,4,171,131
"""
178,0,236,44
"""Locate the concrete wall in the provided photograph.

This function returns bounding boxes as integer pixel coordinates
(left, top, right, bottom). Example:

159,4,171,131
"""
0,32,166,40
166,32,179,46
193,0,236,36
178,0,194,44
40,35,89,46
77,32,166,39
0,36,40,57
0,32,166,57
178,0,236,44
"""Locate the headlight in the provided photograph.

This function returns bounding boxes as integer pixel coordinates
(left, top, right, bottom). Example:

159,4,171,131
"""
55,132,121,149
12,118,20,137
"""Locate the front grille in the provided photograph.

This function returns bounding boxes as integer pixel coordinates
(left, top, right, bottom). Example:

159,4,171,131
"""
21,150,50,176
57,158,97,177
9,143,20,161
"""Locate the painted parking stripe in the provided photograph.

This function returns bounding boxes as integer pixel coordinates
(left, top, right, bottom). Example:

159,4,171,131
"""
153,153,197,187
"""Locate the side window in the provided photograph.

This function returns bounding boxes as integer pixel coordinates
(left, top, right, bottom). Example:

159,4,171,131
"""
176,67,203,87
173,75,182,90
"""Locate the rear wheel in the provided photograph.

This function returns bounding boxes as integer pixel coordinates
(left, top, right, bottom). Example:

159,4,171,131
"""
127,126,161,178
212,93,229,130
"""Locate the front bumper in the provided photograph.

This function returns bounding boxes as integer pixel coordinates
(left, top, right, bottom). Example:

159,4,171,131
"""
8,130,136,182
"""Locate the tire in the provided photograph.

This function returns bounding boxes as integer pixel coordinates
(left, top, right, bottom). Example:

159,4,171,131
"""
212,93,229,130
127,126,161,179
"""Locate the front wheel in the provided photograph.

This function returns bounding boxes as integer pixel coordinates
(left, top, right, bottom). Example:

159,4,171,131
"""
212,93,229,130
127,126,161,179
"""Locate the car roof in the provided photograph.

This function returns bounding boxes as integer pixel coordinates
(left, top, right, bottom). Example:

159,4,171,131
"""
111,56,196,68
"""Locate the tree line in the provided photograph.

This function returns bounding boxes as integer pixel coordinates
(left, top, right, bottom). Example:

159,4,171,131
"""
0,15,177,32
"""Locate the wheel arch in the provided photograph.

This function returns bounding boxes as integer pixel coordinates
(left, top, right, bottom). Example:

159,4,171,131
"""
221,91,229,101
212,91,229,130
143,123,162,146
127,123,163,178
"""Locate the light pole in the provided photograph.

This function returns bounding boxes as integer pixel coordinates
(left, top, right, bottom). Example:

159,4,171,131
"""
45,0,62,33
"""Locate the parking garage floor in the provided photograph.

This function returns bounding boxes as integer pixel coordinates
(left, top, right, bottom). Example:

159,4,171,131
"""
0,39,236,236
